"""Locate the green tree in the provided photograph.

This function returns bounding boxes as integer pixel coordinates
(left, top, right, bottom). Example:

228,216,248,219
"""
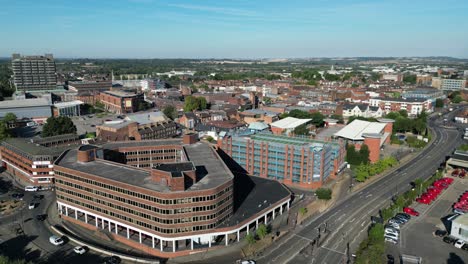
452,95,463,103
398,109,408,118
435,98,444,108
346,145,359,165
256,224,269,239
0,255,28,264
205,136,214,143
293,124,309,135
403,74,417,84
315,188,332,200
299,207,308,216
413,118,426,135
245,233,256,247
0,121,11,140
42,116,77,137
163,105,177,120
3,113,17,123
95,100,105,109
184,96,208,112
359,144,370,164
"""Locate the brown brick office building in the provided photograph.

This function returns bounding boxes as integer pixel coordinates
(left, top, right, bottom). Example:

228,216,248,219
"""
54,135,291,258
99,90,145,114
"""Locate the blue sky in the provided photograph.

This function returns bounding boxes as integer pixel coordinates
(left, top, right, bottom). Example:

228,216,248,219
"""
1,0,467,58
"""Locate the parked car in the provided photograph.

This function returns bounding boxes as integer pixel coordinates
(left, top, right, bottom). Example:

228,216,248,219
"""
389,219,405,225
387,254,395,264
240,260,256,264
24,186,39,192
36,214,47,221
104,256,121,264
73,246,86,254
435,230,447,237
455,240,465,249
396,213,411,220
393,215,409,223
28,203,36,209
443,236,457,244
462,244,468,251
385,233,399,241
416,197,431,204
49,235,64,246
33,194,44,200
11,193,24,200
385,237,398,244
403,207,420,217
385,223,400,230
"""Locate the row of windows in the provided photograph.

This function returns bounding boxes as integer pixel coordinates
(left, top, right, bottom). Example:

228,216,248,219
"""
55,170,232,205
123,149,177,156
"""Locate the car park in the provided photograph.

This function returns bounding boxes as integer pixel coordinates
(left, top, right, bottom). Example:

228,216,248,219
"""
403,207,420,217
49,235,64,246
73,246,86,254
454,240,465,249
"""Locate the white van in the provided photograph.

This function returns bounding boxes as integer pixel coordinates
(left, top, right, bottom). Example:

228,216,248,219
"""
24,186,39,192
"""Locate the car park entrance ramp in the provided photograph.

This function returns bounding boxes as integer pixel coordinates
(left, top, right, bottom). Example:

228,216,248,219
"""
401,254,422,264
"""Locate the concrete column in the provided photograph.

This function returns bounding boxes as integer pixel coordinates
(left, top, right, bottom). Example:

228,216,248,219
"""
127,228,130,239
246,226,249,235
152,237,155,248
65,206,68,216
109,221,112,232
280,205,283,214
237,230,240,242
265,214,268,225
160,239,163,251
115,224,118,234
95,217,98,227
75,210,78,219
287,201,290,210
208,237,212,248
102,219,105,229
85,214,88,223
225,234,229,246
172,240,176,252
139,232,142,243
191,239,194,250
273,209,276,220
256,219,259,229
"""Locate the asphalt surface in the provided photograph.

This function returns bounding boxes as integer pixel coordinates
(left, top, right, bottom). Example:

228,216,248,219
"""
255,108,467,264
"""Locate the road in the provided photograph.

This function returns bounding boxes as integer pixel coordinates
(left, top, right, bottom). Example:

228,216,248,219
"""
257,108,466,264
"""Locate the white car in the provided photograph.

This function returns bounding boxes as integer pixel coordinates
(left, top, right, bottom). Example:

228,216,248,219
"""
24,186,39,192
49,235,64,246
386,223,400,230
240,261,256,264
28,203,35,209
455,240,465,249
73,246,86,254
385,229,399,236
385,233,398,241
385,237,398,244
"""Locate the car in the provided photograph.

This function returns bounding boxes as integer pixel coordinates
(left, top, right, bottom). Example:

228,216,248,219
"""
385,230,399,236
24,186,39,192
28,203,35,209
455,240,465,249
104,256,121,264
443,236,457,244
396,213,411,220
49,235,64,246
385,237,398,244
385,223,400,230
435,230,447,237
11,193,24,200
73,246,86,254
387,254,395,264
33,194,44,200
385,233,398,240
393,215,409,223
91,124,96,127
385,226,399,233
240,261,256,264
416,197,431,204
388,219,404,225
403,207,420,217
36,214,47,221
105,119,112,122
462,244,468,251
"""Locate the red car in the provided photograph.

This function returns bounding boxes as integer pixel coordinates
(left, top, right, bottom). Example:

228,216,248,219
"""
417,197,431,204
404,207,420,216
442,177,454,184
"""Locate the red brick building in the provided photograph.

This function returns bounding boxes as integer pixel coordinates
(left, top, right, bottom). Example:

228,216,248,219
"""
99,91,145,114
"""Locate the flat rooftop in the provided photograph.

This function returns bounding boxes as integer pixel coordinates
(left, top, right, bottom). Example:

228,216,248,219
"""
270,117,311,129
56,140,234,193
218,175,290,228
334,119,387,141
0,98,51,109
103,90,139,97
1,138,72,157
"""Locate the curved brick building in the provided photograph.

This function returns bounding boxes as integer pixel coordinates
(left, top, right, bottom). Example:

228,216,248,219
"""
54,135,291,258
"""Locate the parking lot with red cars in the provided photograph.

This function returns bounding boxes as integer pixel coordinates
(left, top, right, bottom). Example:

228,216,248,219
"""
389,174,468,263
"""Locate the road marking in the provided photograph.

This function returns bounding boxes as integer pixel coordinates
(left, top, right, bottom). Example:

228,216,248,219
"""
365,194,373,198
321,246,346,255
361,220,366,227
350,217,356,223
294,234,314,242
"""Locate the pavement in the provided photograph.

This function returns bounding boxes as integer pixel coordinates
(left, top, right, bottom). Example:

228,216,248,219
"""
251,107,467,264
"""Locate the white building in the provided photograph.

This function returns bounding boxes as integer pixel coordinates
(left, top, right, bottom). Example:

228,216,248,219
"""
342,104,383,119
450,214,468,242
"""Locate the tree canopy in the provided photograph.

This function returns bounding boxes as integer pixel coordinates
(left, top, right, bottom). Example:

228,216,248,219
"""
42,116,77,137
183,96,207,112
163,105,178,120
281,109,325,127
435,98,444,108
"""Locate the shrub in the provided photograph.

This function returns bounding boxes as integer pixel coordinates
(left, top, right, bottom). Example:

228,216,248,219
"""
315,188,332,200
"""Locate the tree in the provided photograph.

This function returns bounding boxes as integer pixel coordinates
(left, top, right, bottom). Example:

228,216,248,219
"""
183,96,208,112
299,207,308,216
402,74,417,84
359,144,370,164
413,118,426,135
452,95,463,104
245,233,256,247
330,114,344,124
293,124,309,135
95,100,105,109
398,109,408,118
256,224,268,239
435,98,444,108
163,105,177,120
315,188,332,200
205,136,214,143
42,116,77,137
3,113,17,123
0,121,11,140
0,255,28,264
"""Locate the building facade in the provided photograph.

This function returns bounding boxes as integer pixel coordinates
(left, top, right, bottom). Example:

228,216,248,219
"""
11,53,57,92
369,97,432,116
217,133,346,189
432,78,467,91
54,136,291,257
99,91,145,114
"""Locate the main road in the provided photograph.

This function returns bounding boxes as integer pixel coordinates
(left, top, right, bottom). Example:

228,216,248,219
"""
258,108,466,264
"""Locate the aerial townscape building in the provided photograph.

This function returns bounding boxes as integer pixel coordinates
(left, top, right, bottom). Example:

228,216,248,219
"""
53,135,291,257
11,53,57,92
99,90,145,114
